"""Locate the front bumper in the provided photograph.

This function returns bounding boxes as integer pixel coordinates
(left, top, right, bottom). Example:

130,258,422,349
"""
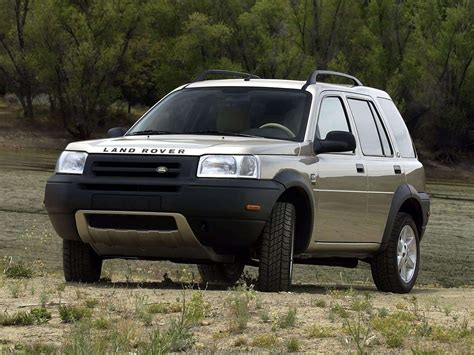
44,171,284,258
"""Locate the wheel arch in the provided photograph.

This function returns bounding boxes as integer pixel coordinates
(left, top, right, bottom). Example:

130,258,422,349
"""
381,184,428,251
273,170,315,255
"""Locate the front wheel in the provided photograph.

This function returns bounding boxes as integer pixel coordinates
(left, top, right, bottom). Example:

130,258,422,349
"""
258,201,295,292
63,240,102,283
371,212,420,293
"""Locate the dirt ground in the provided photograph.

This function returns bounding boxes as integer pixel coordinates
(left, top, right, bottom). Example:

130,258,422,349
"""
0,274,472,353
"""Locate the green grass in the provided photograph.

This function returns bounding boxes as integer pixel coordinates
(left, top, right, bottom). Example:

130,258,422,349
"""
58,305,92,323
0,308,52,326
4,262,33,278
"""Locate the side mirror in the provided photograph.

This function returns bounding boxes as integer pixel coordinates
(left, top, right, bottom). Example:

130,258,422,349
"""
107,127,127,138
314,131,356,154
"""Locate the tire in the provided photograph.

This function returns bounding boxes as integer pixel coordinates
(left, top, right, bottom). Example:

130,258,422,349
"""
371,212,420,293
258,201,295,292
197,263,244,286
63,240,102,283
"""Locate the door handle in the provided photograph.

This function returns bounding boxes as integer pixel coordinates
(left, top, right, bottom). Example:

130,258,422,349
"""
394,165,402,174
356,164,365,173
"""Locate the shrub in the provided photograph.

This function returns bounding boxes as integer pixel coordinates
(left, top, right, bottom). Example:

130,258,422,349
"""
84,298,99,309
286,337,300,352
225,291,251,332
93,317,111,330
314,299,327,308
307,325,336,338
278,307,297,329
0,311,34,326
4,262,33,279
183,292,209,325
144,318,194,353
30,308,52,324
371,311,415,348
59,305,92,323
251,334,278,349
329,303,349,319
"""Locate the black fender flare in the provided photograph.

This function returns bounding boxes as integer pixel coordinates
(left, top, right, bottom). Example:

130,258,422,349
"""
380,184,430,251
273,170,315,254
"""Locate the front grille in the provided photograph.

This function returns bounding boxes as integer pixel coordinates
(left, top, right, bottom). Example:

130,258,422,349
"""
83,154,198,182
87,214,178,231
92,161,181,178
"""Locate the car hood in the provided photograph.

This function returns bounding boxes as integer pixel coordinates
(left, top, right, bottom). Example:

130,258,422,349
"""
65,135,301,156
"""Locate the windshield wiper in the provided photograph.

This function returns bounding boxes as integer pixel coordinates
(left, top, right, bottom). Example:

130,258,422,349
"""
130,130,180,136
186,130,258,138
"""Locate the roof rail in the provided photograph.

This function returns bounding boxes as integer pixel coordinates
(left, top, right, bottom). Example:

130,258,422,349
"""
302,70,363,89
192,69,260,83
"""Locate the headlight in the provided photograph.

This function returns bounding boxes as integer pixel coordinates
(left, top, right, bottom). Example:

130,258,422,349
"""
55,151,88,174
197,155,259,178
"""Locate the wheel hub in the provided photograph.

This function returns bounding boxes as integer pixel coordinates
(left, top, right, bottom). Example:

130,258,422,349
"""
397,225,417,283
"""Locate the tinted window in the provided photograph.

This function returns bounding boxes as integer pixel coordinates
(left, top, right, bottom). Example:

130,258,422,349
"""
129,88,311,141
369,102,393,156
316,97,350,139
348,99,383,156
377,98,416,158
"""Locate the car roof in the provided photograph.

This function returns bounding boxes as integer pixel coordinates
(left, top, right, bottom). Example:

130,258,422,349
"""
185,79,391,100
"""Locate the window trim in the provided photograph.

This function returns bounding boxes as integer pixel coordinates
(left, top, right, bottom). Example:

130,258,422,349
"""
346,96,393,158
314,94,356,156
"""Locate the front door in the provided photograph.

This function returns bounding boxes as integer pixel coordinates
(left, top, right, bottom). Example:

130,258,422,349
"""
312,94,368,242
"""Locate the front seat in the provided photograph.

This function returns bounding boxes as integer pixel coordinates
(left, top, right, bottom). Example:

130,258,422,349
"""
216,106,250,132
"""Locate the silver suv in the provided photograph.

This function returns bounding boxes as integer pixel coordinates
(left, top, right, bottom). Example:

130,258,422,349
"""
45,69,430,293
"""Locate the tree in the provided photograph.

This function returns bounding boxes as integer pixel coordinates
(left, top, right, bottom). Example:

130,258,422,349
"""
0,0,37,117
32,0,143,138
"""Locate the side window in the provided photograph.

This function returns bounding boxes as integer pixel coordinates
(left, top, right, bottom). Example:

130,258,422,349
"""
369,102,393,156
377,98,416,158
316,97,350,139
347,98,384,156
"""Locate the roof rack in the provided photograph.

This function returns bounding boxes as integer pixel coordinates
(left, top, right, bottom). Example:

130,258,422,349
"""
302,70,363,89
192,69,260,83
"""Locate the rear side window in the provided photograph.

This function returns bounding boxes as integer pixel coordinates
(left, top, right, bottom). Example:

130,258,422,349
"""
369,102,393,156
347,98,383,156
316,97,350,139
377,98,416,158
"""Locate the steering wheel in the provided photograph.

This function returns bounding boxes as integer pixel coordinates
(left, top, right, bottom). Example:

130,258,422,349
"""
259,123,296,138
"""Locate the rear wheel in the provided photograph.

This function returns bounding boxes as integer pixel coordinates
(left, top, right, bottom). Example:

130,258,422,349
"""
258,201,295,292
63,240,102,283
197,263,244,286
371,212,420,293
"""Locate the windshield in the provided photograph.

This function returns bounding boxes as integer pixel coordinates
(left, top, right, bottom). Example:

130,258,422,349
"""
128,88,312,141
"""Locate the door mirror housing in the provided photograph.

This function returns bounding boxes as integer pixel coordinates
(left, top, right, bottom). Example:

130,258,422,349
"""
314,131,356,154
107,127,127,138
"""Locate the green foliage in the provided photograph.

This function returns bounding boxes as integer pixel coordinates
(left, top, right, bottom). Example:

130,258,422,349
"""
277,306,297,329
372,311,416,348
4,261,33,279
0,0,471,155
0,307,51,326
58,305,92,323
30,307,52,324
286,337,300,352
251,333,278,349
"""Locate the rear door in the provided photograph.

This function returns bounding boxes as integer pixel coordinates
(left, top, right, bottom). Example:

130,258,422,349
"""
313,93,368,242
346,96,404,242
